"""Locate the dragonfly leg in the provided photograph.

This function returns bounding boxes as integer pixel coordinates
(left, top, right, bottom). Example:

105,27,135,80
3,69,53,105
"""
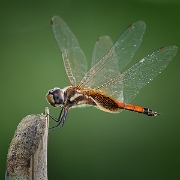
49,107,69,130
59,108,68,128
48,108,64,123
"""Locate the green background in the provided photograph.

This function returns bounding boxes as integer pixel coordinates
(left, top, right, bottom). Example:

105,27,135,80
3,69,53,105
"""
1,1,180,179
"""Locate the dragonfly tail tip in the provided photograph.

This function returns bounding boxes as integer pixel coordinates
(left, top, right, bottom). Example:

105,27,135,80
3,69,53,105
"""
155,112,162,116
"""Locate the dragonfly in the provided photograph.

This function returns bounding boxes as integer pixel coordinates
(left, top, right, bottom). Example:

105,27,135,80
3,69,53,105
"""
46,16,178,128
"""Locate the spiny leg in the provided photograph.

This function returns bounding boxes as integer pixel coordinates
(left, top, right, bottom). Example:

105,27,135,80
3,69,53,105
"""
49,107,69,131
59,108,68,127
49,107,64,123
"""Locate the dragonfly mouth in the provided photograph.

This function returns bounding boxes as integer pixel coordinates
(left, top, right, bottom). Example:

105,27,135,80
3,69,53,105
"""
46,91,56,107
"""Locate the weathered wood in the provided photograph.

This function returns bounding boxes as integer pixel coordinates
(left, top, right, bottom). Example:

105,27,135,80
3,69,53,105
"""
5,108,49,180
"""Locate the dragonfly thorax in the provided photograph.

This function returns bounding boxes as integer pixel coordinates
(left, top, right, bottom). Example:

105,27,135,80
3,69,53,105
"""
46,87,64,107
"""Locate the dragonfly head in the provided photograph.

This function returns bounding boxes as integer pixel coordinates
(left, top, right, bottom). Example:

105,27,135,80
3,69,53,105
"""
46,87,64,107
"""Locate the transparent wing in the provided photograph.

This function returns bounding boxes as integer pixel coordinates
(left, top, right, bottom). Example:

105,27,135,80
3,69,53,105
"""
79,21,146,97
91,36,113,67
122,46,178,103
93,46,178,103
91,36,123,101
51,16,87,86
95,46,178,103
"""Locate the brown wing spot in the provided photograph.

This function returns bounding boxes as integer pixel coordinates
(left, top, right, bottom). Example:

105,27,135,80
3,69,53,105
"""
51,19,54,25
160,46,166,50
128,23,133,29
97,37,100,42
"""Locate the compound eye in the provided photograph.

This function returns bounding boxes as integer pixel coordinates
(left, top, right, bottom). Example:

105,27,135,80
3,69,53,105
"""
53,88,64,105
46,88,64,107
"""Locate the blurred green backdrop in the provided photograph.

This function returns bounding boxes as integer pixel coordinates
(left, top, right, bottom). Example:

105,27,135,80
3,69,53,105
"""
0,0,180,179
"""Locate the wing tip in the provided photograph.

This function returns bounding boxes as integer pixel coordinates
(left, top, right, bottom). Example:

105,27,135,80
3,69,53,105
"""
133,21,146,29
51,15,63,25
159,45,178,56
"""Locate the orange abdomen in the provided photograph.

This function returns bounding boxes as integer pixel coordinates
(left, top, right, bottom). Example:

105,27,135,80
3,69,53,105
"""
116,102,159,116
87,90,159,116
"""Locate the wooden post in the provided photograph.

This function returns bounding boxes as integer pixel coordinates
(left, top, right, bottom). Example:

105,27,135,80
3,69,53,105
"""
5,107,49,180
